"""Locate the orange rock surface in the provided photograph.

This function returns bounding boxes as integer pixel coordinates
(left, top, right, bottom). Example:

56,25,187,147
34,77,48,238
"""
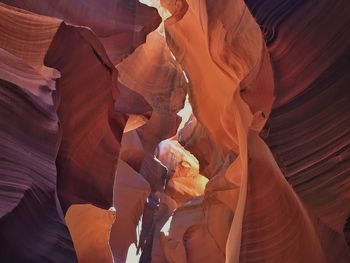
0,0,349,262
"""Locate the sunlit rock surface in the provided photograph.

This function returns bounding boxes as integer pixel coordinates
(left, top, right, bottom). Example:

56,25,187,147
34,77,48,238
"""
163,0,349,262
0,0,349,262
65,205,116,263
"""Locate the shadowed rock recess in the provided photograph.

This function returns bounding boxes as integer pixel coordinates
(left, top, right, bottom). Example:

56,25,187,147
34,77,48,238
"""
0,0,349,262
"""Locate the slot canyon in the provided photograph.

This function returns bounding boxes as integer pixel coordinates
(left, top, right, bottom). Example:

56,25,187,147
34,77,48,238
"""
0,0,349,262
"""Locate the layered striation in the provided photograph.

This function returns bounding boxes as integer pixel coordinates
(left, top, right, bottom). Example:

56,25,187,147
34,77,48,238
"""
0,2,160,262
1,0,161,64
0,0,349,262
245,0,350,255
161,0,348,262
0,45,77,262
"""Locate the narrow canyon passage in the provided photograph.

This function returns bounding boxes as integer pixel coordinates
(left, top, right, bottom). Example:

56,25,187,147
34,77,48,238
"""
0,1,349,263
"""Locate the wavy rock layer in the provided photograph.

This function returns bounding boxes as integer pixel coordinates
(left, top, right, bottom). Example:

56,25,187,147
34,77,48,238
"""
0,2,157,262
0,5,77,262
0,47,77,262
112,25,189,262
0,0,349,262
162,0,344,262
245,0,350,246
45,23,125,210
2,0,161,64
0,1,123,211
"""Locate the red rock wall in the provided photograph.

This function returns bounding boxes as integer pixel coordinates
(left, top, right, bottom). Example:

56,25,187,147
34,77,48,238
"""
0,0,349,262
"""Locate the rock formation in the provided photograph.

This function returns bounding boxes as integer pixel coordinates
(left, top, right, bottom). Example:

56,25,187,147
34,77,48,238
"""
0,0,349,262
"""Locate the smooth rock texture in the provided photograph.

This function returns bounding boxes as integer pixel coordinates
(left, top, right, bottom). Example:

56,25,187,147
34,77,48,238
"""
246,0,350,240
162,0,348,262
45,23,125,211
0,48,77,262
0,5,77,262
110,156,150,262
2,0,161,64
0,0,349,262
65,204,116,263
160,196,233,263
0,3,143,262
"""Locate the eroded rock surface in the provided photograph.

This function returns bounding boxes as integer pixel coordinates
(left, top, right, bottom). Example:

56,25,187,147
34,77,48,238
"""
0,0,349,262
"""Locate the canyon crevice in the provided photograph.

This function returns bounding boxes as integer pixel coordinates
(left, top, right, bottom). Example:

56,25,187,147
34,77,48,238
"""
0,0,349,262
